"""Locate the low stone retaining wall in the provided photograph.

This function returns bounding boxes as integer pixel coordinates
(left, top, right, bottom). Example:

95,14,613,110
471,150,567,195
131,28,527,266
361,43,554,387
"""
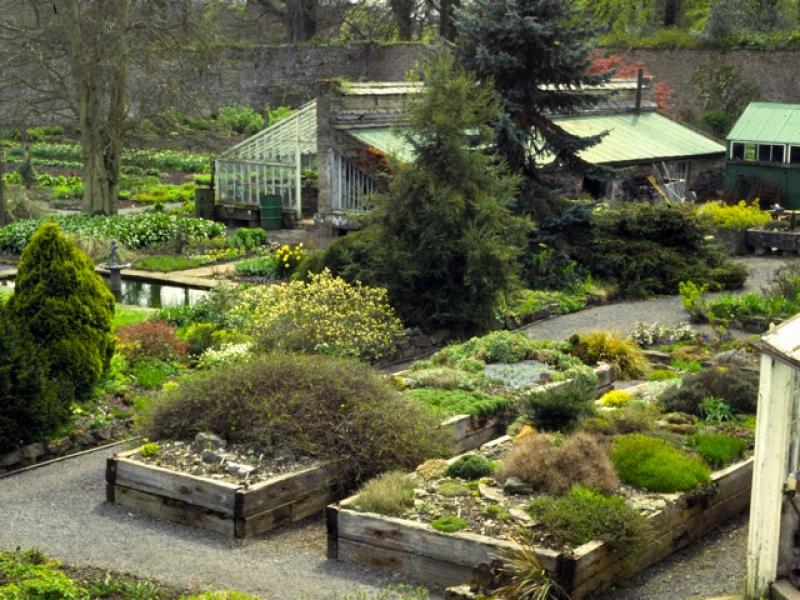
327,457,753,599
747,229,800,255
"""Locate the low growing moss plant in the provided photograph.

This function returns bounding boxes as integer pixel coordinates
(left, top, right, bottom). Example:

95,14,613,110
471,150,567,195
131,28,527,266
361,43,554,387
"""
611,434,711,492
431,515,468,533
688,433,747,468
404,388,509,419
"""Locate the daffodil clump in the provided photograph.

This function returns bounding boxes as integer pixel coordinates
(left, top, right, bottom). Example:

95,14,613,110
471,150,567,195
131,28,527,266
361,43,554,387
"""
233,269,403,362
274,243,305,277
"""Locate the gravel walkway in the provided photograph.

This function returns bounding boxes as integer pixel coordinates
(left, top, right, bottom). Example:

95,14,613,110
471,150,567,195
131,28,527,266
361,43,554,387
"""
523,256,791,341
0,446,433,599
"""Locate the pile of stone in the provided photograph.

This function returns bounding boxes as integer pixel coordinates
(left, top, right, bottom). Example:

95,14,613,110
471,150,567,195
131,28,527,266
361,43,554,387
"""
135,432,317,484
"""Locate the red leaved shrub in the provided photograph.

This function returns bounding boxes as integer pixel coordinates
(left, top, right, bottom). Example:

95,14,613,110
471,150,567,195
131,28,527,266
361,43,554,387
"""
117,320,187,364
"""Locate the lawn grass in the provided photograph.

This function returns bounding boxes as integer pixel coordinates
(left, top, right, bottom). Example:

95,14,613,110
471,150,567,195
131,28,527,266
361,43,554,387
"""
132,255,210,272
113,304,154,330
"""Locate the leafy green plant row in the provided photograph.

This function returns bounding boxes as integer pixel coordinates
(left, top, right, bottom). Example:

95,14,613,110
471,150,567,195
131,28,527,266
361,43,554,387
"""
0,213,225,254
5,142,211,173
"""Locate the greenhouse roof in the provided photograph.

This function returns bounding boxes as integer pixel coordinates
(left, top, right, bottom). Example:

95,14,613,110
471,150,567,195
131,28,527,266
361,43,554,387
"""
727,102,800,144
757,312,800,369
347,111,724,166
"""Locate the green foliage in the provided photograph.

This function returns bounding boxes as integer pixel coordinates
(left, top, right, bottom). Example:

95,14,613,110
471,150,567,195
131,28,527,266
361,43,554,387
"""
233,270,402,362
0,213,224,254
404,388,509,419
155,283,245,329
139,442,161,458
692,63,760,133
527,487,652,550
230,227,268,249
306,58,529,333
437,480,470,497
659,366,758,416
453,0,606,177
354,471,416,516
265,105,294,126
132,255,210,272
234,255,278,278
0,305,62,453
688,432,746,468
112,306,154,331
142,353,451,481
679,281,709,322
648,369,680,381
567,331,648,379
132,359,175,390
179,322,218,356
533,202,745,299
431,515,468,533
0,549,86,600
446,454,493,480
700,396,734,423
696,201,771,231
612,434,711,492
670,357,703,373
216,105,264,135
522,368,597,432
8,223,114,402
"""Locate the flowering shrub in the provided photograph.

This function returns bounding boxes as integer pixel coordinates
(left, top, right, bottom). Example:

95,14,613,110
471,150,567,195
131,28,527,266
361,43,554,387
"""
274,244,305,278
197,342,253,370
695,201,771,231
233,269,403,361
117,320,188,364
598,390,633,408
631,322,696,347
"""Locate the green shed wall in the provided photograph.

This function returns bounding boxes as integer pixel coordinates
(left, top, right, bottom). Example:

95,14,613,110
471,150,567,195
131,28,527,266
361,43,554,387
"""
724,163,800,209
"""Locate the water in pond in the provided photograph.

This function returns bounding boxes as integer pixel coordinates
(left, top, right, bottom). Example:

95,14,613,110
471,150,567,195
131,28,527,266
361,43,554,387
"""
0,278,208,309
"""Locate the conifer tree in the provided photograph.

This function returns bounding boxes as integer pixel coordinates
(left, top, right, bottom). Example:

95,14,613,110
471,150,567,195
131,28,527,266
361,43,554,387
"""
8,223,114,401
452,0,607,180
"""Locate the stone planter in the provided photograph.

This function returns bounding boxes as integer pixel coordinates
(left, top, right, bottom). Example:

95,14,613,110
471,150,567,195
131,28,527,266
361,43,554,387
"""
327,458,753,599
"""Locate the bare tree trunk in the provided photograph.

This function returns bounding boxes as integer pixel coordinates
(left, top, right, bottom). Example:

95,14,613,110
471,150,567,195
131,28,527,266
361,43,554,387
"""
390,0,414,40
0,146,6,226
285,0,316,42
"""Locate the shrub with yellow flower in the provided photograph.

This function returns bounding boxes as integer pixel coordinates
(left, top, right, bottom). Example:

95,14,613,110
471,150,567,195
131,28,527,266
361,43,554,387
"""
274,243,305,278
232,269,403,362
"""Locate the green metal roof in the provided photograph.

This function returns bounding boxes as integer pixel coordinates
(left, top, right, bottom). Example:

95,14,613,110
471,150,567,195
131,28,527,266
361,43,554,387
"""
727,102,800,144
347,128,415,163
550,111,724,165
347,110,723,166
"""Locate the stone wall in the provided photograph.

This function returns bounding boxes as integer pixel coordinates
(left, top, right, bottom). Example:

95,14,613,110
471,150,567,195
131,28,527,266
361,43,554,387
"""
157,43,437,113
607,48,800,122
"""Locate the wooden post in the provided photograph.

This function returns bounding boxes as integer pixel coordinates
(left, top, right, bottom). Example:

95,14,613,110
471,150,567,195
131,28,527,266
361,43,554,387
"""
746,355,796,599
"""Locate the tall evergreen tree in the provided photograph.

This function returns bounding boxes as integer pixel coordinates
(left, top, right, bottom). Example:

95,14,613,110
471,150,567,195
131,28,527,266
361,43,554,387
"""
451,0,608,181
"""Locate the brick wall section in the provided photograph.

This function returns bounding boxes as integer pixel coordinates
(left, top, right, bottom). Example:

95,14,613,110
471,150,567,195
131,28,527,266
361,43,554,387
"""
608,48,800,120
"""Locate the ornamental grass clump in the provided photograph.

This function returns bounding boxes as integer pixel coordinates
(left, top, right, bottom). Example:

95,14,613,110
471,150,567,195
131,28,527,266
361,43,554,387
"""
497,433,619,495
232,269,403,362
568,331,648,380
354,471,415,516
612,434,711,492
142,353,451,480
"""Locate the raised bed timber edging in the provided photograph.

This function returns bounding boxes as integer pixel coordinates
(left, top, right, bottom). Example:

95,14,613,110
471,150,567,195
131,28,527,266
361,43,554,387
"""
327,456,754,599
106,449,346,538
432,363,614,455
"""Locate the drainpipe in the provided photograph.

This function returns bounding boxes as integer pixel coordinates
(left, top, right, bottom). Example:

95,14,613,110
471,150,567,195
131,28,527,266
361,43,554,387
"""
635,68,644,114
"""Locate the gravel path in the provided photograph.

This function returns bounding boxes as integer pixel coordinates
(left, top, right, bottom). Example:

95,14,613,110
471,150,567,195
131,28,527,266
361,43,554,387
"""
598,513,748,600
523,256,791,341
0,446,433,599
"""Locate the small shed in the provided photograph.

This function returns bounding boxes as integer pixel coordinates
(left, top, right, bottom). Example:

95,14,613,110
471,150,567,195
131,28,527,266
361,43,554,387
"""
746,313,800,599
725,103,800,209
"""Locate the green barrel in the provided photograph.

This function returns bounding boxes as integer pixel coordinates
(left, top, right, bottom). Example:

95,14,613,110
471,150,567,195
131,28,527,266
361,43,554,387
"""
259,193,283,230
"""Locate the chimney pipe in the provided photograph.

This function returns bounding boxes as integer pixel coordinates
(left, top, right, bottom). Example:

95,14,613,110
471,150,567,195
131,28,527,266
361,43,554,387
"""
635,68,644,114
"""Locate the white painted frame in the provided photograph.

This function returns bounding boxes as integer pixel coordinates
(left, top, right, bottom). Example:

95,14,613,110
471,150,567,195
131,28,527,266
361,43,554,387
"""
746,314,800,599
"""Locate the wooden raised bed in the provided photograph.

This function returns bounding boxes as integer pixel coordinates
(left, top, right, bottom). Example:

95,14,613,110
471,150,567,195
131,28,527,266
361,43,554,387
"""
327,457,753,598
439,363,614,454
106,449,346,538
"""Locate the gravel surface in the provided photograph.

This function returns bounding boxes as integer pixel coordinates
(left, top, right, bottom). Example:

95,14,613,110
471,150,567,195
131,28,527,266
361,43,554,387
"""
0,445,435,599
598,513,748,600
523,256,792,341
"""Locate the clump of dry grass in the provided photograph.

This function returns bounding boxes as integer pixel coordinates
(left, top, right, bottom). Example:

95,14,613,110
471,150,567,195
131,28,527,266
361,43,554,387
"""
353,471,415,516
497,432,619,495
